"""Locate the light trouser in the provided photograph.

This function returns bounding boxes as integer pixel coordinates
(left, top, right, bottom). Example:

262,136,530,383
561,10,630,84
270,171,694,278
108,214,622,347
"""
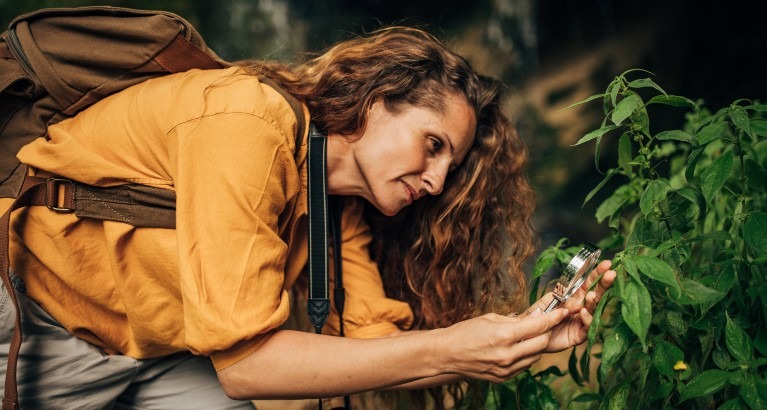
0,274,254,410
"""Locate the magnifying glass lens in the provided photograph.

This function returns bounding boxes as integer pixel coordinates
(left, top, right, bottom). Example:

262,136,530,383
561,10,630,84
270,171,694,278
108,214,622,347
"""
543,244,601,313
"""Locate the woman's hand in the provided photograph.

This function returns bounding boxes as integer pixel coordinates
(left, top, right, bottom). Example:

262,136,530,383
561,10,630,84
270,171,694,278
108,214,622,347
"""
521,259,616,353
433,308,570,383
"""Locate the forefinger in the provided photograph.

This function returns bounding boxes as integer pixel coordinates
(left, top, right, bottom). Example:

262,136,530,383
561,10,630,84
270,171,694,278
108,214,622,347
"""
583,259,613,293
511,308,569,341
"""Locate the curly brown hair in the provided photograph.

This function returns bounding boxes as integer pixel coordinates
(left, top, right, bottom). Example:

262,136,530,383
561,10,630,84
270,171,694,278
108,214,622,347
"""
238,26,536,326
238,26,537,408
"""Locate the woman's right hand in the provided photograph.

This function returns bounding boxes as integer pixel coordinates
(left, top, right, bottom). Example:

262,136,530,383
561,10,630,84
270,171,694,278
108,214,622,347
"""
432,308,569,383
220,306,569,398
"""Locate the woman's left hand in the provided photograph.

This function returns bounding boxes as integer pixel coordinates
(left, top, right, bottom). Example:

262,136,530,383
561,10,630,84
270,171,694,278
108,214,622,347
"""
520,259,616,353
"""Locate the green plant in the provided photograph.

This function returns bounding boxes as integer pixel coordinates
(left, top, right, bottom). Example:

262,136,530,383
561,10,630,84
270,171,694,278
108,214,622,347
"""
530,69,767,409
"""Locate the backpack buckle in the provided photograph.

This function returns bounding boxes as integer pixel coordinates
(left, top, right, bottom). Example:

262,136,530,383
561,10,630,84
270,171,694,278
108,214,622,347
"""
45,178,75,213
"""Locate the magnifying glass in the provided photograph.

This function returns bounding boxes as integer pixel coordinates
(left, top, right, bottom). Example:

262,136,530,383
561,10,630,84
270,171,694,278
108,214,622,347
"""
543,243,602,313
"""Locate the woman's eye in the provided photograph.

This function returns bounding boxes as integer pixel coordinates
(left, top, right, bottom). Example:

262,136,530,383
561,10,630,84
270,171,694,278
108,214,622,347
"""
428,137,443,153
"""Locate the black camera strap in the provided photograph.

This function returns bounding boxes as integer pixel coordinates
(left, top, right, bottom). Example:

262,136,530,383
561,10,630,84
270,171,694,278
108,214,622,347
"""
307,124,331,334
307,124,350,410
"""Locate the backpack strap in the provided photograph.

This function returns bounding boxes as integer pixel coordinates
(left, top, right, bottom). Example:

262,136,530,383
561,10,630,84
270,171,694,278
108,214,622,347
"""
1,174,45,410
4,77,306,229
259,76,306,149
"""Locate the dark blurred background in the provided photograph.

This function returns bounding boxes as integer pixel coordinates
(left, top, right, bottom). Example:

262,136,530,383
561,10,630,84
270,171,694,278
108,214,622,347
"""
2,0,765,258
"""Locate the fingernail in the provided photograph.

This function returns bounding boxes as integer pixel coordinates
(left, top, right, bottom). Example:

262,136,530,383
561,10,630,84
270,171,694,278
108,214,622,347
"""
528,308,542,318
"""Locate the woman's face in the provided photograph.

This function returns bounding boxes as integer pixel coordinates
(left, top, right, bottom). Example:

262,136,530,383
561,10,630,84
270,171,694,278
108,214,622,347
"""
347,93,476,216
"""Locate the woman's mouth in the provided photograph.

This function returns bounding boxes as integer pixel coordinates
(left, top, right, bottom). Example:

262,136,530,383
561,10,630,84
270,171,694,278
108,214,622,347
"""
402,181,418,204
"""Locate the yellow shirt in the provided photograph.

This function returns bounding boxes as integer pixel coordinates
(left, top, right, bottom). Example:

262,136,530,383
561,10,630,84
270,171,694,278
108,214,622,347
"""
8,67,413,370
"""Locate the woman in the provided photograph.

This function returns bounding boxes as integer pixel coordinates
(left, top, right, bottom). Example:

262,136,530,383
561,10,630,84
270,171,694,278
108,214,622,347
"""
1,27,615,408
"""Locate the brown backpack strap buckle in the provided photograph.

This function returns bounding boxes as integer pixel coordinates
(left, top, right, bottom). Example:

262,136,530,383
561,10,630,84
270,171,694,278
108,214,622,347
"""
45,178,75,212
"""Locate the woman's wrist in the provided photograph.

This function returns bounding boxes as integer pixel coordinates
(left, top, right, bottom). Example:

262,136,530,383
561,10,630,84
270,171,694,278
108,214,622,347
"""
427,327,456,376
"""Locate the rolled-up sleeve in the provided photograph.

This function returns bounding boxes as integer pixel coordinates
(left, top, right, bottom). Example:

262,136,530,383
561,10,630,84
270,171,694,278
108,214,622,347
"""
170,111,299,368
325,198,414,338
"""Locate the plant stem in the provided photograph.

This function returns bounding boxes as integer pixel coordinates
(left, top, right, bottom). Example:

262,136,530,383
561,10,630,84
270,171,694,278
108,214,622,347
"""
734,129,750,264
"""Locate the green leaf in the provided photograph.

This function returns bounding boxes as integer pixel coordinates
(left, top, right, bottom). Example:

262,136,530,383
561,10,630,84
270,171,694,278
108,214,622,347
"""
600,322,632,382
517,376,540,409
712,347,740,371
618,133,633,173
647,94,697,108
529,278,541,307
596,187,631,224
757,376,767,402
651,339,684,378
628,78,667,95
649,238,679,257
686,146,705,183
594,130,605,173
746,283,767,305
699,266,735,316
599,381,630,410
745,159,767,192
754,332,767,357
614,265,625,298
678,369,732,402
701,150,734,204
560,93,606,111
745,103,767,111
730,106,752,136
674,187,706,215
744,212,767,256
673,279,726,305
626,216,664,249
656,129,695,144
486,381,514,410
583,168,618,206
573,125,619,146
532,248,557,279
711,107,731,124
726,313,754,364
536,381,559,410
750,119,767,137
621,68,655,77
622,256,641,283
568,346,583,385
580,344,591,383
609,80,620,107
621,278,652,348
662,310,688,337
534,365,566,379
611,94,642,125
588,291,612,345
633,255,682,294
572,393,602,403
696,121,729,145
630,104,651,137
640,180,671,214
740,374,766,410
718,398,746,410
647,382,675,402
690,230,734,244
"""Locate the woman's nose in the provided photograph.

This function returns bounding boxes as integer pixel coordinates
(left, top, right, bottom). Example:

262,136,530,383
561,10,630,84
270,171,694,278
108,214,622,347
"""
422,162,449,196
